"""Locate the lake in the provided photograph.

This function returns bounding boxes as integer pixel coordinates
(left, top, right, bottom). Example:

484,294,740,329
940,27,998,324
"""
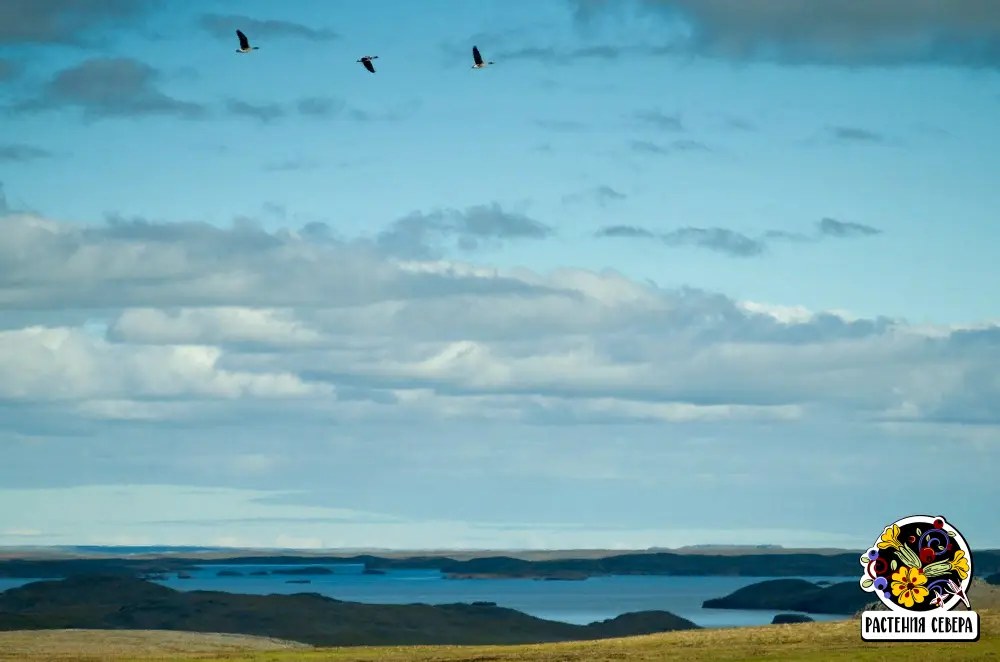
1,563,852,628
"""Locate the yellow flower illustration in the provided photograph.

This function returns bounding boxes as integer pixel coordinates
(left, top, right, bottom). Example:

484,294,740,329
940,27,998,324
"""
878,524,902,550
949,550,970,580
891,565,929,609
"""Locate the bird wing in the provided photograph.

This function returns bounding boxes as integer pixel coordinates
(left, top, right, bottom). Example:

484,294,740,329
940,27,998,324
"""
236,30,249,49
364,58,375,73
473,46,483,65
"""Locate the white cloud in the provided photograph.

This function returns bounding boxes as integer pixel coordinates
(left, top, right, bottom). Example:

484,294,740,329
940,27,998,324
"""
1,210,998,547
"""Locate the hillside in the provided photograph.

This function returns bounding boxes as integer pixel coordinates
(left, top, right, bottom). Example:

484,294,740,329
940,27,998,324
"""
0,575,698,647
702,579,870,615
1,610,997,661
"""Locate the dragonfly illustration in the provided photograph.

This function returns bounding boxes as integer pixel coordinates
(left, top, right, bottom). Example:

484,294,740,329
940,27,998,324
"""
945,579,971,609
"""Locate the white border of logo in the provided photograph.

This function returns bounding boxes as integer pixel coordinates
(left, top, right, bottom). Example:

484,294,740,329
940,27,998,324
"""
859,514,979,642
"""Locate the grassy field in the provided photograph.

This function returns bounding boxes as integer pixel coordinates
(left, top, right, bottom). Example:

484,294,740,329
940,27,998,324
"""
1,610,996,662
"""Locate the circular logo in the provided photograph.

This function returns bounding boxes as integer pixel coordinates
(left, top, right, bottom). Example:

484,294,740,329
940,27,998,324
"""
859,515,973,612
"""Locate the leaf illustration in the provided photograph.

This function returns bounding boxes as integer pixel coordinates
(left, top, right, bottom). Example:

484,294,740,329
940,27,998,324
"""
916,528,922,536
862,578,874,589
891,559,898,571
947,531,957,537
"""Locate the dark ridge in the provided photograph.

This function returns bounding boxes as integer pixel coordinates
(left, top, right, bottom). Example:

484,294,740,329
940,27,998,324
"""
702,579,870,615
0,575,700,647
2,550,998,580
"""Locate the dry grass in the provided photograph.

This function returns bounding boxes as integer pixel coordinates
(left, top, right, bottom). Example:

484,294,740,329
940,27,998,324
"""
0,629,309,661
2,610,997,662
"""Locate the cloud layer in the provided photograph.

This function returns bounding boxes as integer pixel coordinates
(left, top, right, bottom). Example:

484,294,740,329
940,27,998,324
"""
0,196,997,548
1,208,993,429
595,218,883,257
570,0,1000,68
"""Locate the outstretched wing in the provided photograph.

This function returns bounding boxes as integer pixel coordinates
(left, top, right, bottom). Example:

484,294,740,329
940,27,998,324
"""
236,30,249,50
363,58,375,73
473,45,483,66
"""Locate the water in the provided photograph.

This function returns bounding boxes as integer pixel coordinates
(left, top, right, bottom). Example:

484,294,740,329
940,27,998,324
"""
157,563,849,628
0,565,852,628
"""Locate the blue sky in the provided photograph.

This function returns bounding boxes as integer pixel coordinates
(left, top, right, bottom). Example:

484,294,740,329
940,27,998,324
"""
0,0,998,551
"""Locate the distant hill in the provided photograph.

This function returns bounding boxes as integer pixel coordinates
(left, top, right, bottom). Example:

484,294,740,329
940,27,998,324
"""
2,549,999,580
0,575,700,647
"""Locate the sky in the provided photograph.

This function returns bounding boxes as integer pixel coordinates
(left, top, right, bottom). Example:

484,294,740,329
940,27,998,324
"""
0,0,999,552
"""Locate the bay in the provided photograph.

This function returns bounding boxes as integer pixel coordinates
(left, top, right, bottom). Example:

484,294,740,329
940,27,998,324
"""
154,563,850,628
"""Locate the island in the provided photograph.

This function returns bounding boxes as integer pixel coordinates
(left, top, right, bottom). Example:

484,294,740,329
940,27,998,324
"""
0,575,700,647
702,579,870,615
216,570,243,577
444,570,590,581
771,613,814,624
1,549,998,581
269,566,335,576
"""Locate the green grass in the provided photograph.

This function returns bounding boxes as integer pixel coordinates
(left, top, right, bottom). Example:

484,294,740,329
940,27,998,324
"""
2,610,997,662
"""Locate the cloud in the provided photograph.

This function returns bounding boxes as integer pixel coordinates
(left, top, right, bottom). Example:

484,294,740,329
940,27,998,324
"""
224,98,285,123
535,119,588,133
199,13,339,42
827,126,889,145
817,218,881,238
0,144,53,163
634,109,684,132
8,57,207,120
296,96,344,118
569,0,1000,68
263,159,320,172
0,59,24,82
0,0,157,46
376,203,555,259
562,185,628,207
595,217,882,257
630,138,710,155
2,203,999,547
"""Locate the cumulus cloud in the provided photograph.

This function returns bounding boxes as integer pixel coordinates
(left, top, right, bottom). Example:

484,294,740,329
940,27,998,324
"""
2,203,998,547
0,0,157,46
596,217,882,257
569,0,1000,68
376,203,554,258
0,207,995,432
8,57,207,120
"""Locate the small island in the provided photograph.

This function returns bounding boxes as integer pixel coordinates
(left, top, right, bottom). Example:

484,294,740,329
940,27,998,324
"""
270,566,334,576
216,570,243,577
771,613,814,624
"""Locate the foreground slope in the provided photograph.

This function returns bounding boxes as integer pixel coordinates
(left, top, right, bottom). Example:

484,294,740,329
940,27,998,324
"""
1,610,997,661
0,629,308,660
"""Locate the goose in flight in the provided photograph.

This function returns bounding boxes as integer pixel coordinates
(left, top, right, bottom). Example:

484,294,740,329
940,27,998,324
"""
236,29,259,53
357,55,379,73
471,45,493,69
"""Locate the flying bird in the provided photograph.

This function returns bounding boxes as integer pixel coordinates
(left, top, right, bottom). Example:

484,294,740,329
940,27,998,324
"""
929,589,946,609
357,55,379,73
471,45,494,69
236,29,259,53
